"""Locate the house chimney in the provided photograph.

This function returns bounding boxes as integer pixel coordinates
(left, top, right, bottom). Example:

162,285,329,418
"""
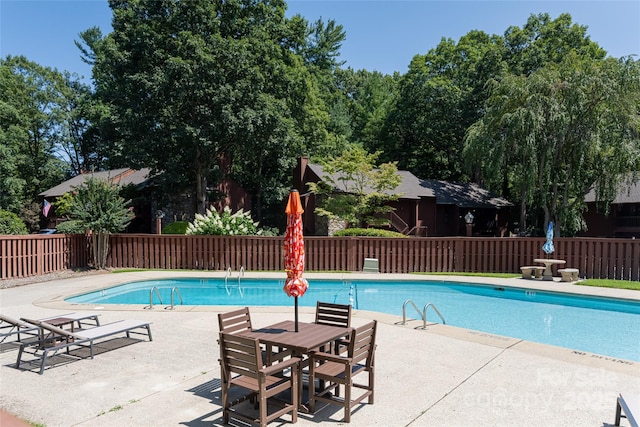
294,156,309,192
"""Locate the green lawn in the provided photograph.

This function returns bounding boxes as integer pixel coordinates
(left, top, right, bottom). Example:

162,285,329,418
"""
414,271,640,291
577,279,640,291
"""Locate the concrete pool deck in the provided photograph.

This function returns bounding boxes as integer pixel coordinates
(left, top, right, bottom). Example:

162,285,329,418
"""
1,271,639,426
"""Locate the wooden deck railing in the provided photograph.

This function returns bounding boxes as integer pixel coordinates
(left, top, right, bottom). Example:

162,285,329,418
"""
1,234,639,281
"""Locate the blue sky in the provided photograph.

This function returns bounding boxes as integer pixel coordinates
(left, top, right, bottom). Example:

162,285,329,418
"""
1,0,638,83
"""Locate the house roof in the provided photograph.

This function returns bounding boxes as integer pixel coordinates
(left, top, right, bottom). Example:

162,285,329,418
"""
422,180,513,208
39,168,153,198
307,164,435,199
584,176,640,204
307,163,511,208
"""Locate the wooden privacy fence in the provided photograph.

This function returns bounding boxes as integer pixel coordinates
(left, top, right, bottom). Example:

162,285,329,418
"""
0,234,89,280
103,235,640,281
1,234,639,281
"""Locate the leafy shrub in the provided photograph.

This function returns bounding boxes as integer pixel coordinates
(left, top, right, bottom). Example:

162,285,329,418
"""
259,226,281,237
52,192,75,216
56,220,86,234
186,206,261,235
19,201,40,233
65,177,134,269
162,221,189,234
67,177,133,233
333,228,408,238
0,210,28,235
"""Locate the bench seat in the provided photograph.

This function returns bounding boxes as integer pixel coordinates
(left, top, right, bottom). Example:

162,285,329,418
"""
520,266,545,279
558,268,579,282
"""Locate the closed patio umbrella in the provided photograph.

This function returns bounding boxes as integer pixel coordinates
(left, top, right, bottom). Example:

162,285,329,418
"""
283,189,308,332
542,221,554,256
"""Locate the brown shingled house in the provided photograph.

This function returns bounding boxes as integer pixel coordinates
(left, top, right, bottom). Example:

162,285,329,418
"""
39,168,155,232
293,157,512,237
580,176,640,238
40,167,253,234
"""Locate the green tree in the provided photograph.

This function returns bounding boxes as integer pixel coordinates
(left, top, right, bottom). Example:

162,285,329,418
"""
464,54,640,235
0,209,28,235
503,12,605,76
0,56,73,213
85,0,327,222
378,30,504,181
301,18,346,72
294,18,352,159
307,146,401,228
66,177,133,268
375,13,607,185
336,68,399,150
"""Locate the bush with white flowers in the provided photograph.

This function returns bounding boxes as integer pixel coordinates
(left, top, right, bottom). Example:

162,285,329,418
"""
186,206,261,235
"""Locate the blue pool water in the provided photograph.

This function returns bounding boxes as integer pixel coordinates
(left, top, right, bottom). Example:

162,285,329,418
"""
66,278,640,362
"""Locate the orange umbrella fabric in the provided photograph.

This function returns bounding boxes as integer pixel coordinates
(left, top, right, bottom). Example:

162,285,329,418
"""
283,190,308,297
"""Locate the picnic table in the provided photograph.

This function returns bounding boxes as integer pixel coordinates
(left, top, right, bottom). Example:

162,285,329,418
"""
533,258,566,281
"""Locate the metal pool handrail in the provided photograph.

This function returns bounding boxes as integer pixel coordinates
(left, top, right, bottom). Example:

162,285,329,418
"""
146,286,163,310
401,299,445,329
168,287,183,310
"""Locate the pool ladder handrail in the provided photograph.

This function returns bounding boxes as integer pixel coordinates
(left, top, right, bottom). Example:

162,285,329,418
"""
224,267,232,294
224,266,244,297
401,299,445,329
146,286,163,310
347,281,357,308
166,286,183,310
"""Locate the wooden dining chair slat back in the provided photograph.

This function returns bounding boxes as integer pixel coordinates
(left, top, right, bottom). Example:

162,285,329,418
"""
315,302,352,354
315,302,352,328
218,307,253,334
219,332,300,427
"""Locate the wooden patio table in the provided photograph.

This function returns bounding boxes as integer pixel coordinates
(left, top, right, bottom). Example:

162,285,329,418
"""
239,320,352,412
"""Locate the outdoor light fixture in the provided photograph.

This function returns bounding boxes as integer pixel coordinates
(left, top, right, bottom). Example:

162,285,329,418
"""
464,211,474,224
155,210,165,235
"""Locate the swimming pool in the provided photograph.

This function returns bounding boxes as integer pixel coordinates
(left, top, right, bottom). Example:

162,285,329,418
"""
66,278,640,362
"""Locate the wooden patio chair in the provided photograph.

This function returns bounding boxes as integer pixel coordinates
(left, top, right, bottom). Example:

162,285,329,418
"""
219,332,300,427
308,320,377,423
218,307,254,335
217,307,290,365
315,302,352,354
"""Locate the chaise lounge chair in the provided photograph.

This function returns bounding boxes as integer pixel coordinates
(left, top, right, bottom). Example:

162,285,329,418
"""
616,393,639,427
1,311,101,348
0,314,41,345
16,318,153,374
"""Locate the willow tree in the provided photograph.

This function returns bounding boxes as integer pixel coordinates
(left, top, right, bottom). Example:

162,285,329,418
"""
464,54,640,235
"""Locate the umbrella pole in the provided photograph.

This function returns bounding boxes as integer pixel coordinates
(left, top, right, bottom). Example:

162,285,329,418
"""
295,296,299,332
